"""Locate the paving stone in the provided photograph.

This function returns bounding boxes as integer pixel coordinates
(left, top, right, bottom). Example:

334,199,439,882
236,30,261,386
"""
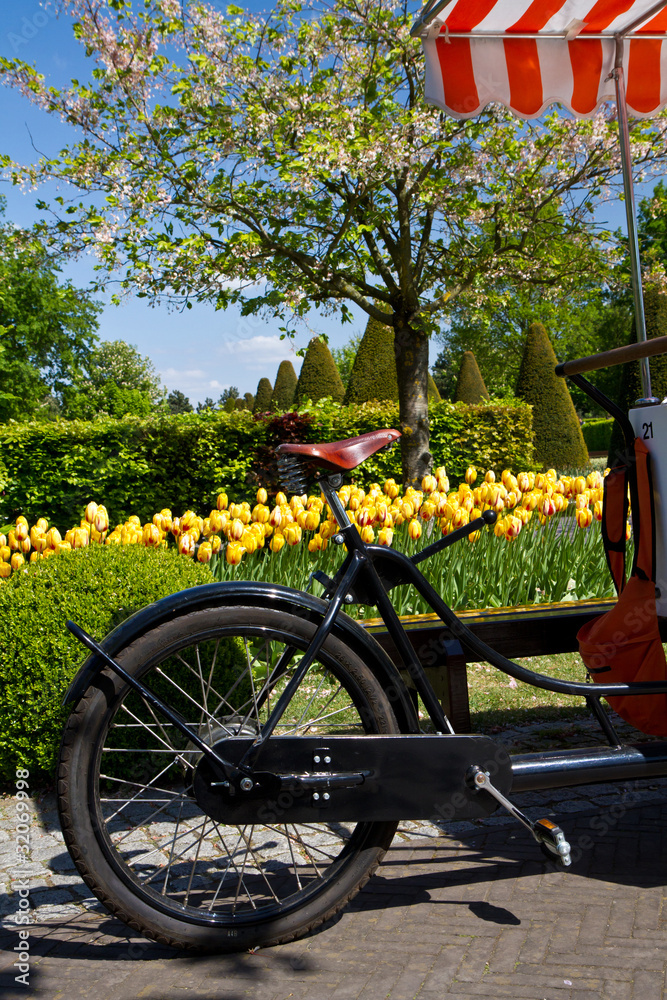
0,760,666,1000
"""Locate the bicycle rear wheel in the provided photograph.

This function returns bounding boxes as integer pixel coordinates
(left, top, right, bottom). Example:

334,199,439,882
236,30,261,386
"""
58,603,399,951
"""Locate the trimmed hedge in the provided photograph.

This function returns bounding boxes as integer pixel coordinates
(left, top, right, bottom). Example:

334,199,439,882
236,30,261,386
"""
428,373,442,404
344,317,398,404
0,399,535,525
0,544,213,784
295,337,345,405
453,351,490,404
516,322,588,469
254,377,273,412
0,409,261,526
582,418,613,454
300,398,535,483
271,360,298,411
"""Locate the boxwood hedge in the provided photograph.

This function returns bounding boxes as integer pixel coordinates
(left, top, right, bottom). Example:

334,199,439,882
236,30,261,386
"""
0,398,535,527
0,544,213,786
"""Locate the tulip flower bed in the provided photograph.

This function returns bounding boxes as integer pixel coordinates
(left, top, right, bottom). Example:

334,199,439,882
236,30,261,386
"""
1,465,616,613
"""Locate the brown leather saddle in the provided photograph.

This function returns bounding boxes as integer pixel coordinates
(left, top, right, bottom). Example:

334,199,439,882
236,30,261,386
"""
275,428,401,472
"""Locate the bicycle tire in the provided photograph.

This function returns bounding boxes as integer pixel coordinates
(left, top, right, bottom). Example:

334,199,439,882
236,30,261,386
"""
58,603,400,951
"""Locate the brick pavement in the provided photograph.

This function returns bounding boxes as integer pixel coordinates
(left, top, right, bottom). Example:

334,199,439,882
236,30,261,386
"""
2,714,667,1000
1,771,667,1000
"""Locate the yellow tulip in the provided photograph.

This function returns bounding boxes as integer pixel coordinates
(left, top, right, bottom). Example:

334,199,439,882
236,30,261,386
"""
209,510,223,532
468,530,481,543
15,521,28,542
241,530,258,555
465,466,477,486
85,501,98,524
94,509,109,533
143,523,161,547
576,508,593,529
0,561,11,578
217,492,228,510
0,546,10,562
269,506,283,528
35,518,48,532
308,534,328,552
284,524,302,546
178,532,196,557
211,534,222,554
408,519,422,541
593,500,603,522
360,525,375,544
319,519,335,539
540,496,556,518
303,509,320,531
257,487,268,504
378,528,394,546
10,553,24,571
45,527,61,550
573,476,586,495
420,500,436,521
0,534,5,548
226,541,245,565
197,541,213,563
229,518,245,541
504,516,522,540
269,532,285,553
484,470,496,484
252,504,270,524
383,479,400,499
72,527,89,549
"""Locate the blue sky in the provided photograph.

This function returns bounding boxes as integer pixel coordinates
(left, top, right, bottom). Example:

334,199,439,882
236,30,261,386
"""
0,1,652,405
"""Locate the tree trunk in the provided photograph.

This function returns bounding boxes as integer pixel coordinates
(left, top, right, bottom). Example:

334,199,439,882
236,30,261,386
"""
394,319,432,487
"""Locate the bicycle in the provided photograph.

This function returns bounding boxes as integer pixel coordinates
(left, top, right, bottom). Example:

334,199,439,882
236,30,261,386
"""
59,335,667,952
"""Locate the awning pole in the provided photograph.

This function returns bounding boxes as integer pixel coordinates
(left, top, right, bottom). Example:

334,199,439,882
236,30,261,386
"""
612,36,657,403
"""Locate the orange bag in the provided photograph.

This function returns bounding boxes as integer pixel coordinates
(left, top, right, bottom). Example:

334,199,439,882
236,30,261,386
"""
577,437,667,736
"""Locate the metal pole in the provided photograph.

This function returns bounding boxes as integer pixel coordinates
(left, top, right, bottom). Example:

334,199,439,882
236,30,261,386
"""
612,36,658,403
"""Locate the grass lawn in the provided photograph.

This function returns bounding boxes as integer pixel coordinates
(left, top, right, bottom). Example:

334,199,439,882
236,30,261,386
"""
467,651,589,729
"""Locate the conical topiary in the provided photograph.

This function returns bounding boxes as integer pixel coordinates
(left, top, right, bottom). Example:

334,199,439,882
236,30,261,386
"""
254,377,273,413
428,372,442,404
271,360,298,411
223,397,236,414
453,351,490,403
244,392,255,410
295,337,345,405
609,287,667,463
344,317,398,404
516,322,588,468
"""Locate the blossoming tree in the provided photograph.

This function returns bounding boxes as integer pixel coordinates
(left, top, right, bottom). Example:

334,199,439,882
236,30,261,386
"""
2,0,667,482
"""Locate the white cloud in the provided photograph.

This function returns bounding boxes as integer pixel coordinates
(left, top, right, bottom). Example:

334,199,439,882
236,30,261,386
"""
218,334,303,373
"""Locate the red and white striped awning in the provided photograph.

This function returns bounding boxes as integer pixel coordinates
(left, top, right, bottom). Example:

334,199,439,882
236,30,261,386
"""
414,0,667,119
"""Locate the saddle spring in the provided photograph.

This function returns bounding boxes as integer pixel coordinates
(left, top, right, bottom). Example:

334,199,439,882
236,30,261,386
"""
276,453,310,495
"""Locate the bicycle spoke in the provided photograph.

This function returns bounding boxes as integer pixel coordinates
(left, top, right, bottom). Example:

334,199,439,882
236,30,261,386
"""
87,617,392,931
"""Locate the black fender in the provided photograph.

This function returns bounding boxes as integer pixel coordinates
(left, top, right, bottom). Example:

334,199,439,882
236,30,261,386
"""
63,580,420,733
